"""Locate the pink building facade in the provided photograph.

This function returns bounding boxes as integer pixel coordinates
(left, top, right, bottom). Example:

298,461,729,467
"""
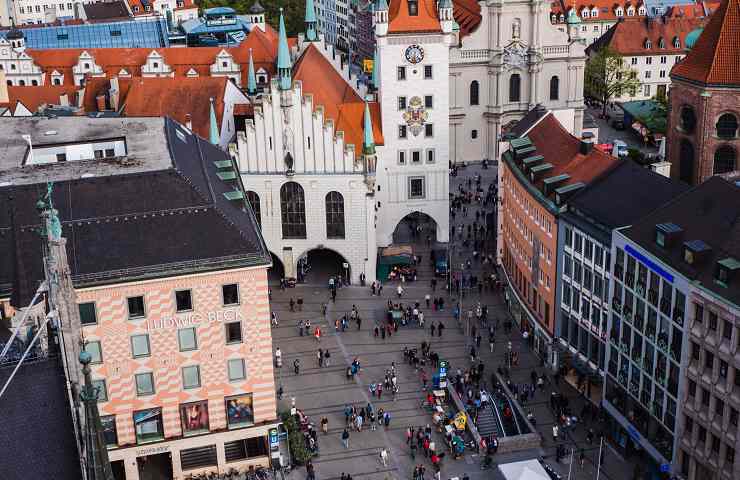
77,266,276,480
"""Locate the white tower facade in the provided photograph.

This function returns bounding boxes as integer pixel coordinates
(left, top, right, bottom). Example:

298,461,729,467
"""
373,0,451,246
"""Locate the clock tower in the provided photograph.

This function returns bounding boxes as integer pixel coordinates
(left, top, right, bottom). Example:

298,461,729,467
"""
373,0,452,246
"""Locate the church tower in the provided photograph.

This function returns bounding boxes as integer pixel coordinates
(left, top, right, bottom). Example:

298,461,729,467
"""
373,0,452,246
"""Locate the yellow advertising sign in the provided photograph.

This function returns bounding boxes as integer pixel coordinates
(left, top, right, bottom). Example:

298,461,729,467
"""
363,59,374,74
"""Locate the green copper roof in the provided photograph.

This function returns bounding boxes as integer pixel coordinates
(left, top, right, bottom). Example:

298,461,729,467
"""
217,170,237,181
371,47,379,88
209,97,219,145
305,0,318,41
213,160,232,168
376,0,388,11
567,9,582,25
223,190,245,200
685,27,703,49
277,8,291,90
438,0,452,8
363,101,375,154
247,48,257,94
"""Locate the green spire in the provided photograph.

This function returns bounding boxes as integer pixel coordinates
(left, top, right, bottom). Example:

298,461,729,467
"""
277,8,292,90
438,0,452,8
305,0,318,41
209,97,219,145
371,46,379,89
363,101,375,155
376,0,388,11
247,48,257,94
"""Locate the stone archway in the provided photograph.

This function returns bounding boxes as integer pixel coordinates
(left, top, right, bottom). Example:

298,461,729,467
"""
392,211,439,245
268,252,285,285
297,248,351,286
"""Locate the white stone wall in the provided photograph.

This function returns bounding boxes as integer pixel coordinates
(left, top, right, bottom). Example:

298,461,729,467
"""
449,0,586,164
610,52,683,101
374,32,451,246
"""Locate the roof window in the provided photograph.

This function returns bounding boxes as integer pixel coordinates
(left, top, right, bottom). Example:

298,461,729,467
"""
408,0,418,16
655,222,682,248
658,37,665,48
683,240,711,265
715,257,739,286
644,38,652,49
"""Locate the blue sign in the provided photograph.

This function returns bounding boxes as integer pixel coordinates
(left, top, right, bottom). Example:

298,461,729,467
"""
627,425,641,442
269,428,279,447
660,463,670,473
625,244,674,283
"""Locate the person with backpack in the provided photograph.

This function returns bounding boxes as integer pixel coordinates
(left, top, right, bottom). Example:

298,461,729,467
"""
341,428,350,449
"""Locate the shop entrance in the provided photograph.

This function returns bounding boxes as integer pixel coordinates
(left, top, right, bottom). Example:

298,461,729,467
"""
111,460,126,480
137,452,173,480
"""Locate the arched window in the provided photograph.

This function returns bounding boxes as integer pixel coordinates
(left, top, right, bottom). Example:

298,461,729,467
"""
325,191,345,239
469,80,479,106
716,113,738,139
280,182,306,239
549,76,559,100
679,139,694,184
245,191,261,227
679,106,696,134
714,146,736,174
509,74,521,102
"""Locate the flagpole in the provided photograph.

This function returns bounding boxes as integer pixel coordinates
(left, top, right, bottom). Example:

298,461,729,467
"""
567,448,574,480
595,436,604,480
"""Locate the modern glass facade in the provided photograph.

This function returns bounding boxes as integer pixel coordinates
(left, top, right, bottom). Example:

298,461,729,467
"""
604,234,690,470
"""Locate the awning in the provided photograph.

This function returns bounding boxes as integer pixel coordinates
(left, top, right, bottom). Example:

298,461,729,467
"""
498,460,550,480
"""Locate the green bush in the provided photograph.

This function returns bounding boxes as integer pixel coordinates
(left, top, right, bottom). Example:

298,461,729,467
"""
280,411,312,466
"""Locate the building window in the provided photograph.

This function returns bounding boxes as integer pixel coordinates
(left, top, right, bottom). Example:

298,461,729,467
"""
78,302,97,325
659,70,666,78
178,327,198,352
135,372,155,396
409,177,425,199
679,139,694,183
643,84,651,96
549,76,559,100
426,149,435,163
470,80,479,105
716,113,738,139
222,284,239,306
631,57,637,65
714,145,738,173
227,358,246,381
397,66,406,80
325,191,345,239
471,129,478,139
101,416,118,446
645,71,651,79
131,334,151,358
398,96,407,110
226,394,255,428
134,408,163,443
509,74,521,102
398,125,407,138
424,95,433,108
180,400,209,436
280,182,307,239
709,311,718,330
224,321,243,344
127,296,146,319
680,106,696,133
182,365,201,389
412,150,421,163
424,123,433,137
424,65,432,79
86,341,103,364
175,289,193,312
645,57,652,65
92,379,108,402
398,150,406,165
245,191,261,227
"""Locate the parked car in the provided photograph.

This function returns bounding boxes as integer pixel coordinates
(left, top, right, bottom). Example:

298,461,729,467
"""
431,248,448,277
613,140,629,158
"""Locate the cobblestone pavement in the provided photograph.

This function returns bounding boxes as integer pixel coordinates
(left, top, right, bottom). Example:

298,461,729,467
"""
271,164,639,480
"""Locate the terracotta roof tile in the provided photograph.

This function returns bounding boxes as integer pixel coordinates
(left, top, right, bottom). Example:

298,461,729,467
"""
389,0,442,34
525,113,619,191
293,44,383,149
2,85,79,113
453,0,482,39
671,0,740,86
594,16,706,55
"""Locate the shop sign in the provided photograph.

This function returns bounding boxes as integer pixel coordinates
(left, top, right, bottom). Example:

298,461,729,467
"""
146,309,244,331
438,360,449,378
136,445,170,457
269,428,279,448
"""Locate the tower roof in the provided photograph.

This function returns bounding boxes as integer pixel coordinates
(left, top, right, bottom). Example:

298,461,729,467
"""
671,0,740,86
388,0,442,34
277,8,291,70
306,0,318,23
247,48,257,93
363,101,375,154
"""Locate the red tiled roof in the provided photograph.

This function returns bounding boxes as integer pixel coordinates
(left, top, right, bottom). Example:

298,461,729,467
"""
550,0,647,23
596,16,706,55
389,0,442,34
293,44,383,149
671,0,740,86
525,113,619,192
1,85,80,114
453,0,482,39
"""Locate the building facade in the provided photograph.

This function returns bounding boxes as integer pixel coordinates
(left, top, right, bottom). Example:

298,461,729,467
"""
448,0,586,165
498,108,617,367
551,0,647,46
0,116,277,480
667,0,739,185
603,176,739,478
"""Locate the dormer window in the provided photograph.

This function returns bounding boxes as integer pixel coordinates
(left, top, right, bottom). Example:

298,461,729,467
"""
627,6,635,16
638,6,646,15
408,0,418,16
658,37,665,48
715,257,739,286
673,36,680,48
655,222,682,247
683,240,711,265
644,39,652,49
616,7,623,16
591,7,598,17
582,8,589,18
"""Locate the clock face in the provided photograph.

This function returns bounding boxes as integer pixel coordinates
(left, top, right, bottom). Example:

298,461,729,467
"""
405,44,424,64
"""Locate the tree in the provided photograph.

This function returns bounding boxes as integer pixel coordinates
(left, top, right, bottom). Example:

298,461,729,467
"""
585,47,640,118
196,0,305,36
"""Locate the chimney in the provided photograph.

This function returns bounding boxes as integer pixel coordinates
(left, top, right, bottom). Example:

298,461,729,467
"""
579,140,593,155
59,92,69,107
0,71,8,104
109,77,120,111
95,94,106,111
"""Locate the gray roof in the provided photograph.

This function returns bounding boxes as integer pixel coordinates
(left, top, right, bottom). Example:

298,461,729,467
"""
506,104,549,139
0,117,270,306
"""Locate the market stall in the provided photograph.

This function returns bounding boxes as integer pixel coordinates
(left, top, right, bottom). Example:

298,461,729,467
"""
377,245,416,281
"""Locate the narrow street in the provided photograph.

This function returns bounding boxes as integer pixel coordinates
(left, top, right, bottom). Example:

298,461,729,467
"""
271,164,640,480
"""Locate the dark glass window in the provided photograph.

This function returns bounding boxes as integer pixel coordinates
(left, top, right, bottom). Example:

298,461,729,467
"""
713,145,736,174
680,106,696,133
716,113,738,139
175,290,193,312
180,400,210,436
509,74,521,102
245,191,261,227
222,284,239,306
225,322,243,344
280,182,307,239
127,296,146,319
679,139,694,184
79,302,97,325
325,191,345,239
424,65,432,79
101,415,118,446
549,76,559,100
470,80,479,105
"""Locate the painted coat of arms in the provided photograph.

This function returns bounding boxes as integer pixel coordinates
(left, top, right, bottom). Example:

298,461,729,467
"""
402,96,429,136
502,42,528,69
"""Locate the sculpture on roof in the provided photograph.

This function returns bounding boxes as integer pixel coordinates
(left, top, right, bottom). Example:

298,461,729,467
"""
37,182,62,241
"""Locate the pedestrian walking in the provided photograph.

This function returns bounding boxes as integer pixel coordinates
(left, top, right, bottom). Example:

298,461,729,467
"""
425,293,431,308
318,349,323,367
379,448,388,466
370,410,377,430
430,322,436,336
406,427,413,445
552,424,559,442
341,428,350,448
489,334,495,353
325,349,331,366
314,326,322,342
580,448,585,468
397,285,404,298
306,460,315,480
438,322,444,337
321,416,328,434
